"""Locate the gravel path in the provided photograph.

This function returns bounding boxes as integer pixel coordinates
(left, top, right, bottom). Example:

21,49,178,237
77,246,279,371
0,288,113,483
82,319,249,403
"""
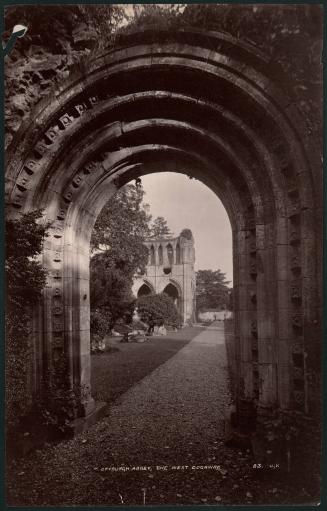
91,325,205,404
7,323,314,506
103,321,231,465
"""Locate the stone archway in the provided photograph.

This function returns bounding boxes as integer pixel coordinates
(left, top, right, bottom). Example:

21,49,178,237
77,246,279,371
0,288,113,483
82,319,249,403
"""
6,28,322,420
162,282,181,316
163,282,179,301
136,281,154,298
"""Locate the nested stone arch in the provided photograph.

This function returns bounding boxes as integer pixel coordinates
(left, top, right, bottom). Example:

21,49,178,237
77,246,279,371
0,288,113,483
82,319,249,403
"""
161,279,184,323
162,281,181,312
6,29,321,419
163,283,180,299
159,278,183,302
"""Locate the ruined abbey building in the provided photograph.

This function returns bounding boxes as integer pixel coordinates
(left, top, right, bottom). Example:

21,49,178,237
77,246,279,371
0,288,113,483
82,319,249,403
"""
5,21,322,427
133,231,196,324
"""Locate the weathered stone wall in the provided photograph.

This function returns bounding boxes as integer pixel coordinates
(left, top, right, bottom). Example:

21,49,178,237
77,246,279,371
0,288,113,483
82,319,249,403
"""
4,5,123,145
198,311,233,321
133,233,196,324
5,5,322,152
5,19,97,146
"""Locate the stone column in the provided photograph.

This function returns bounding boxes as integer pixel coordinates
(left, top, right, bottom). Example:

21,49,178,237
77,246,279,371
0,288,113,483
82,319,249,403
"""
276,216,292,410
257,221,278,412
235,228,255,401
69,209,95,416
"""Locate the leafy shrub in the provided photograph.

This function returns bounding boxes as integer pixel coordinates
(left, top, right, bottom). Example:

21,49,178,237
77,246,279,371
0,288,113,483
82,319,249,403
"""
136,293,181,329
5,313,33,428
34,354,79,437
90,184,151,336
90,307,112,340
7,355,81,457
5,211,49,430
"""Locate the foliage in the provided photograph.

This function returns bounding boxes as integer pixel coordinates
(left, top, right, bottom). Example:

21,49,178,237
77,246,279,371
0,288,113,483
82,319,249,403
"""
5,318,33,431
149,216,173,239
5,5,125,50
90,184,152,336
6,355,82,454
34,354,79,436
180,228,193,240
196,269,231,313
91,184,151,266
6,210,49,311
5,210,49,429
90,307,112,342
90,254,136,335
90,184,174,338
137,293,181,329
124,4,183,32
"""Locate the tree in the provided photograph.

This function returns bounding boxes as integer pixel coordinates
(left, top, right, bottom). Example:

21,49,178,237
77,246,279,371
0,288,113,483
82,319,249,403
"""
149,216,173,239
90,184,152,334
90,185,175,335
196,269,231,313
136,293,181,329
91,183,151,263
90,254,136,334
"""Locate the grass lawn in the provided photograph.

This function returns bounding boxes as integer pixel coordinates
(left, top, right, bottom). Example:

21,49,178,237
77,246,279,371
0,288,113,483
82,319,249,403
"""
91,325,204,404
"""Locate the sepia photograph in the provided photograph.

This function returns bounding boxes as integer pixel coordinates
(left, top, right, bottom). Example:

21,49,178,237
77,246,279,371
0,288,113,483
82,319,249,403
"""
3,3,324,507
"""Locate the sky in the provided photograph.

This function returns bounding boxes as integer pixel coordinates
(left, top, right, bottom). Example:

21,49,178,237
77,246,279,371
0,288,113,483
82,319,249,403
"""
140,172,233,284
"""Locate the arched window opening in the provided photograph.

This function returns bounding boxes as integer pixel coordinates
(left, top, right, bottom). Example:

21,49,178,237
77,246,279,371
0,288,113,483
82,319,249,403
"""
176,243,181,264
167,243,174,266
163,283,180,308
150,245,155,265
158,245,163,265
137,283,152,297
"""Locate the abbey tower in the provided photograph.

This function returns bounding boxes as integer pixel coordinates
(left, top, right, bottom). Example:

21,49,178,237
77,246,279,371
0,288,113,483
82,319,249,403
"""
132,230,196,324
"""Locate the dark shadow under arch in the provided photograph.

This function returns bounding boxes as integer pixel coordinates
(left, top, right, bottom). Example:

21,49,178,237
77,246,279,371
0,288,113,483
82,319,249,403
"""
137,283,153,297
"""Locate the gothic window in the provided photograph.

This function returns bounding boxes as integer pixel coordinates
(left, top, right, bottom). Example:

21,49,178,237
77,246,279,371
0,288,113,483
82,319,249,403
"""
167,243,173,266
150,245,155,265
163,283,180,310
137,283,152,297
158,245,163,265
176,243,181,264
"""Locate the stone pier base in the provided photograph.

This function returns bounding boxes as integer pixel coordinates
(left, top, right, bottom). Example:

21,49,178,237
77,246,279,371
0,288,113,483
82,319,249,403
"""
71,402,108,436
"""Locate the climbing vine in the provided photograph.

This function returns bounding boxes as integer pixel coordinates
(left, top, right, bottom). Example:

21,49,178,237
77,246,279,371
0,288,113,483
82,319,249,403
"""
5,211,49,431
